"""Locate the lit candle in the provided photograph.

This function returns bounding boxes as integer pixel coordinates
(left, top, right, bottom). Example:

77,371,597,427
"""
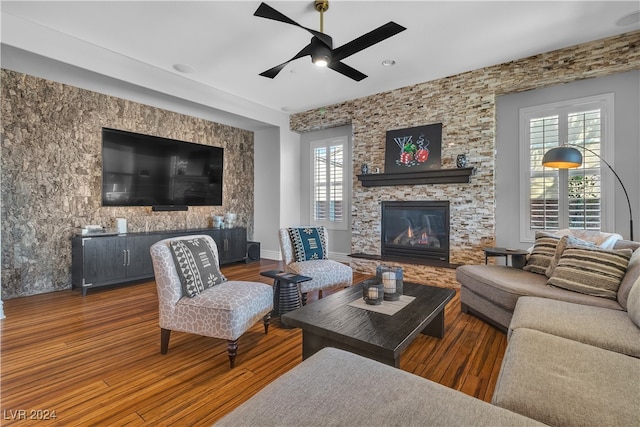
368,287,379,299
382,271,396,293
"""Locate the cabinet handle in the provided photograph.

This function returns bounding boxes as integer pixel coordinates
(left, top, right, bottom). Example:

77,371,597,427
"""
123,249,127,266
127,249,131,266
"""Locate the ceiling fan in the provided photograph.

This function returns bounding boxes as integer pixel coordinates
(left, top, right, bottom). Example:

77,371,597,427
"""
254,0,406,81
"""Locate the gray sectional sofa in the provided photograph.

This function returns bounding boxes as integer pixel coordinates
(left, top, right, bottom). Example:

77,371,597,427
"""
217,232,640,426
458,232,640,425
458,236,640,332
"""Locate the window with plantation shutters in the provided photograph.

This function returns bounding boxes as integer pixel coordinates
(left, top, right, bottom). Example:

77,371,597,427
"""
311,136,347,230
519,94,614,242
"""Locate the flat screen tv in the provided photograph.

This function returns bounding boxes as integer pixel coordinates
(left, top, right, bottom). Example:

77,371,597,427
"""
102,128,223,208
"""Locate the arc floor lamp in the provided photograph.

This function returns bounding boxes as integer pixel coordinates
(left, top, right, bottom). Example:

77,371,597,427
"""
542,145,634,240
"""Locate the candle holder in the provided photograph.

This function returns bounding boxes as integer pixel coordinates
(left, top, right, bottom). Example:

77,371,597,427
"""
362,279,384,305
376,265,403,301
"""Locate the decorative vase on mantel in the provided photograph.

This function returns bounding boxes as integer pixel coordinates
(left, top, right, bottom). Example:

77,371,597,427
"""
456,154,468,169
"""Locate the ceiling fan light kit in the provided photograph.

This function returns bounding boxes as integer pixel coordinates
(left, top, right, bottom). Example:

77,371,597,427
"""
311,42,331,67
254,1,406,81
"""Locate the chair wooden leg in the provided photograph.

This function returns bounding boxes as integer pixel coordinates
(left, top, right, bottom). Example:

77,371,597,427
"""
263,313,271,334
318,290,323,299
160,328,171,354
227,339,238,369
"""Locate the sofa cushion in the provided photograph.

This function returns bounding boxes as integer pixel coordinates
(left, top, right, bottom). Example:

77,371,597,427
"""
627,277,640,328
547,245,632,300
492,328,640,427
545,234,594,277
216,347,544,427
175,280,273,341
287,258,352,293
170,237,226,297
287,227,328,262
523,231,560,275
509,296,640,357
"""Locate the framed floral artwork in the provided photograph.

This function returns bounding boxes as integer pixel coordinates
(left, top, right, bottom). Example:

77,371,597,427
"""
384,123,442,173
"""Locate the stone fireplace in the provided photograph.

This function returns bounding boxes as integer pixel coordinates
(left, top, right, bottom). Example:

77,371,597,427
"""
381,201,450,263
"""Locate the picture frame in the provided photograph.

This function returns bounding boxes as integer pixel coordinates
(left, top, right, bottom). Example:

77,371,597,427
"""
384,123,442,173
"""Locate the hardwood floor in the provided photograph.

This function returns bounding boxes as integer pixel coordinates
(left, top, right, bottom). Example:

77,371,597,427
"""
1,260,506,426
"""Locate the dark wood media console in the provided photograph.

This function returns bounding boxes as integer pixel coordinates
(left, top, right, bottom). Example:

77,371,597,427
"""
71,227,247,296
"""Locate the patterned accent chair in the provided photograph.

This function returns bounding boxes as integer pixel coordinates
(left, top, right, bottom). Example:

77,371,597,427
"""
150,235,273,368
279,227,353,304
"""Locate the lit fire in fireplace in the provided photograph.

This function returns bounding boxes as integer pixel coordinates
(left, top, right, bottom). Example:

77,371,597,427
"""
393,224,441,247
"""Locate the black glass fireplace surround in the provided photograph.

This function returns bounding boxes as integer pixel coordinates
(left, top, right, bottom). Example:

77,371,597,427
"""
381,201,450,262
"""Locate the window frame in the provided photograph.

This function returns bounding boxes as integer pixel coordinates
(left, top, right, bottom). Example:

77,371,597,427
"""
518,93,615,242
310,135,348,231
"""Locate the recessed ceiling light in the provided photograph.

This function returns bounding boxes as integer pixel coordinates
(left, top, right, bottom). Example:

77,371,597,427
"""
381,59,396,67
616,10,640,26
173,64,195,73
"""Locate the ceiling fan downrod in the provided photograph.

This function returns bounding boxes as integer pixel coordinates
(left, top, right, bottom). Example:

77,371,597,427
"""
314,0,329,33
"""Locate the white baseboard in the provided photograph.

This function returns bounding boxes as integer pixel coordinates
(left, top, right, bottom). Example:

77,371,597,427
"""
260,249,281,261
329,252,352,264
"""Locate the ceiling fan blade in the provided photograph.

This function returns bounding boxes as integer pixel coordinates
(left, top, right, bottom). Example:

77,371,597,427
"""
254,2,300,27
331,21,406,62
254,2,333,48
259,63,291,79
328,61,367,81
259,43,314,79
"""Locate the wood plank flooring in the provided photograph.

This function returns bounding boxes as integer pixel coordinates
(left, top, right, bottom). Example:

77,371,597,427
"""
1,259,506,426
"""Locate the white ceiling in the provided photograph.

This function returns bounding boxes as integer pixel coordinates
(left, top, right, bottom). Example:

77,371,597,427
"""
1,1,639,117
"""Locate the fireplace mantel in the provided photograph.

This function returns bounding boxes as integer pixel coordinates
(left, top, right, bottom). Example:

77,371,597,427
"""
356,167,474,187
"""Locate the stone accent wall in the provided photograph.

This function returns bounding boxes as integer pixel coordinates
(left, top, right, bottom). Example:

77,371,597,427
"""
291,31,640,287
1,70,254,299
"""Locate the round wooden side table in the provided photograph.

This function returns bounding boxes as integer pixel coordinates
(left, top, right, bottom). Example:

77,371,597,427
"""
483,247,528,269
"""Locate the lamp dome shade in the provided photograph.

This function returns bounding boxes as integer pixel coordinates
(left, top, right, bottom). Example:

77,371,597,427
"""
542,146,583,168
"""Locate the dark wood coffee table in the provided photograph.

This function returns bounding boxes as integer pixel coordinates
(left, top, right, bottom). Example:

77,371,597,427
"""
281,281,455,367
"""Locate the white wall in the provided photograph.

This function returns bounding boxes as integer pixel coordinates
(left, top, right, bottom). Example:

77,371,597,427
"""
253,127,280,259
300,125,353,259
496,70,640,247
253,126,303,261
278,128,303,235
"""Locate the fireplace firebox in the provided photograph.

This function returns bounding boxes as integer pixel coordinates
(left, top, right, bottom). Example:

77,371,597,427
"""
381,201,450,262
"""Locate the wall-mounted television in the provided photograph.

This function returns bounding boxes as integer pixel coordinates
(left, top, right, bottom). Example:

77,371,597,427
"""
102,128,223,208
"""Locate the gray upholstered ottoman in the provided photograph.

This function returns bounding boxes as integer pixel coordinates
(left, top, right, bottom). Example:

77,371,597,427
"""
216,347,543,426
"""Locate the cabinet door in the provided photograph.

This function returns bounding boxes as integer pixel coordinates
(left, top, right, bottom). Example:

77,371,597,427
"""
126,235,163,279
82,237,127,285
221,228,247,264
